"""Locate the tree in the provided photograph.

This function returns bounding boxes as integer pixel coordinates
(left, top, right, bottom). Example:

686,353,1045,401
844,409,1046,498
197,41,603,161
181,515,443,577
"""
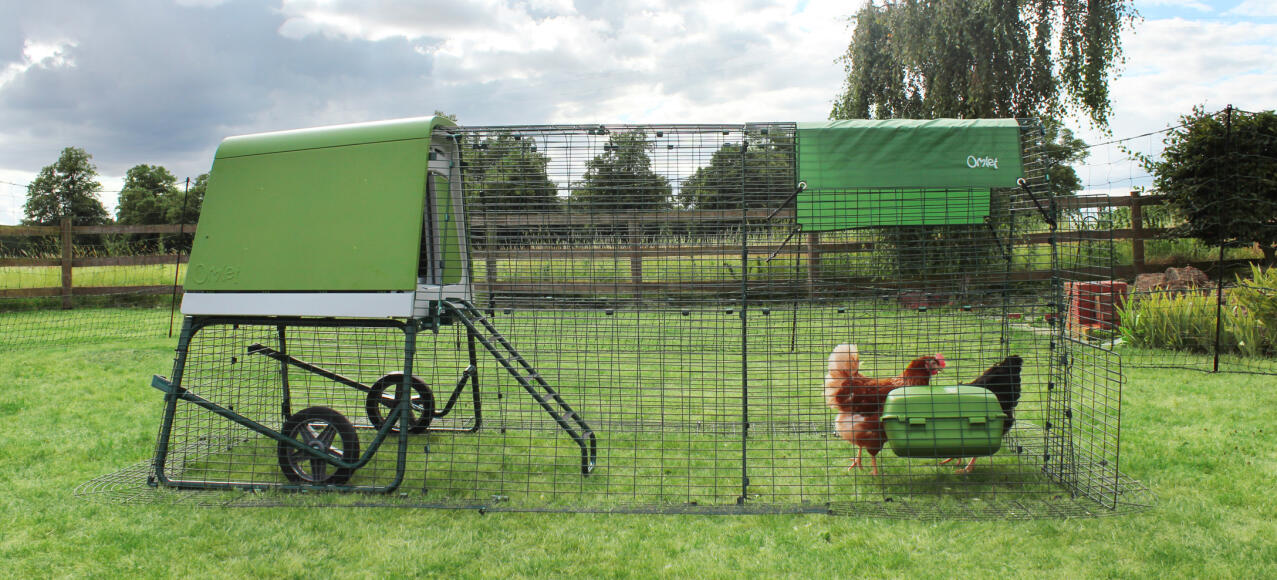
22,147,110,225
571,131,671,211
463,132,561,246
1040,116,1088,198
828,1,1123,283
116,164,180,225
680,134,795,211
465,133,559,212
1143,107,1277,263
165,173,207,225
831,0,1137,128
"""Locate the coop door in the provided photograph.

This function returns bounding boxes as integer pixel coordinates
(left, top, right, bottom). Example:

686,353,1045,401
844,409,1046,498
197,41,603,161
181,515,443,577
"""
419,172,460,285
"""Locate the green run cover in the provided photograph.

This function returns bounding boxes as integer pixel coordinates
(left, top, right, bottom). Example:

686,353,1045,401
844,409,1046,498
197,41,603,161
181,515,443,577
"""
795,119,1022,231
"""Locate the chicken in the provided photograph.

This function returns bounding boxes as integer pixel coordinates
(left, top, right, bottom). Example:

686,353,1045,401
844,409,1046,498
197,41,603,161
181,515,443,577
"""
945,355,1024,473
833,412,885,473
825,344,946,475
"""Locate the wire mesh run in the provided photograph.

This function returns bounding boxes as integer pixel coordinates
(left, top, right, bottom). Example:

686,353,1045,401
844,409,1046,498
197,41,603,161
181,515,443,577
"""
1067,107,1277,375
102,122,1150,517
1,228,188,349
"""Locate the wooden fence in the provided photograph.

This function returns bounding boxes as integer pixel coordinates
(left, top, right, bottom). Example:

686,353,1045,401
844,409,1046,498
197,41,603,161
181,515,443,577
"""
473,192,1244,298
0,193,1250,309
0,218,194,308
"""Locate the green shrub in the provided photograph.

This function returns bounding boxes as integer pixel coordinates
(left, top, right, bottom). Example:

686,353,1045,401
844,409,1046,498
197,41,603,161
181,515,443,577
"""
1117,266,1273,356
1232,264,1277,333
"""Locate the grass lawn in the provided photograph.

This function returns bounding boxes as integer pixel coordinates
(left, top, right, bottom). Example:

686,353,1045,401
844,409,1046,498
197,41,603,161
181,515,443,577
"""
2,315,1275,578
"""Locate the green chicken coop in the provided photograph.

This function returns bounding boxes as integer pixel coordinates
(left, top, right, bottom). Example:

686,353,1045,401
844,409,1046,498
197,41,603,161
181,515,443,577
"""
147,116,1138,518
181,116,470,317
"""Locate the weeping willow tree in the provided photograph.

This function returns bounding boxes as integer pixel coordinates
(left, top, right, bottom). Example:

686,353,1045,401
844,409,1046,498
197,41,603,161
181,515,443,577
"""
831,0,1136,284
831,0,1138,127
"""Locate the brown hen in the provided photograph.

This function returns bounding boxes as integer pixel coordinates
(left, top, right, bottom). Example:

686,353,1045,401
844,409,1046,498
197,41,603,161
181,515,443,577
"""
825,344,946,475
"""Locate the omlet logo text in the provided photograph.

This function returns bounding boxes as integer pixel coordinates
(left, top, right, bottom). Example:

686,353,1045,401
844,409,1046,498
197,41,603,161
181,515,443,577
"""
967,155,999,169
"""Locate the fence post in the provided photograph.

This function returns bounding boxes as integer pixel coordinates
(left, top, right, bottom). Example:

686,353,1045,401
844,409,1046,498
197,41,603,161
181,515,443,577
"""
60,216,73,309
629,220,643,290
1213,105,1234,373
806,231,820,299
485,256,497,294
1130,190,1145,274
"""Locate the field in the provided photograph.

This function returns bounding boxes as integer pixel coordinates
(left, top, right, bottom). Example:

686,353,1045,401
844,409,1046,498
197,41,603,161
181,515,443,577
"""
2,308,1276,577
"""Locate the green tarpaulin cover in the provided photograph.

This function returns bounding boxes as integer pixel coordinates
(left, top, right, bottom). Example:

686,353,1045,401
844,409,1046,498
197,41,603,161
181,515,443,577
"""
796,119,1022,231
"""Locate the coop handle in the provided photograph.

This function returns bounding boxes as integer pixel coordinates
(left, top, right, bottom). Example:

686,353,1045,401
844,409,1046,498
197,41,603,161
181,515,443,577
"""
1018,178,1056,227
765,181,807,221
909,417,927,427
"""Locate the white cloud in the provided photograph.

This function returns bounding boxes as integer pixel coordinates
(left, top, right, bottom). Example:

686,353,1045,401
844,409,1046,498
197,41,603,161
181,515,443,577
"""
0,170,34,225
1073,16,1277,144
1229,0,1277,17
1069,12,1277,194
0,39,76,89
1139,0,1214,12
271,0,858,123
1130,19,1272,104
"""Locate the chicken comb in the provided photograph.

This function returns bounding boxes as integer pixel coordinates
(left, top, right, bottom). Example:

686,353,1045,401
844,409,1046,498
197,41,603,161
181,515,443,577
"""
935,353,946,367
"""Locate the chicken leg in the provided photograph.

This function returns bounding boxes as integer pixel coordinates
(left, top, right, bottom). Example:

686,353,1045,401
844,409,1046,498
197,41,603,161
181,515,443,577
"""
940,456,980,473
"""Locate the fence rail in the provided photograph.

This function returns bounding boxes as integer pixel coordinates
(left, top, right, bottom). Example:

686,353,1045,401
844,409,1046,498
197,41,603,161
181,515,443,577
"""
0,218,195,306
473,191,1201,297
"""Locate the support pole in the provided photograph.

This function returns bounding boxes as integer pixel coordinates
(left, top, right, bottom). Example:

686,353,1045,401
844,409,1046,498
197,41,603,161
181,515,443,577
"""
169,177,191,337
1213,105,1233,373
738,138,750,505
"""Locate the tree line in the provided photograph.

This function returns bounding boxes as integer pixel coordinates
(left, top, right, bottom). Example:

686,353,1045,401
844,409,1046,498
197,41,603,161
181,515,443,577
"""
21,146,206,228
461,128,795,214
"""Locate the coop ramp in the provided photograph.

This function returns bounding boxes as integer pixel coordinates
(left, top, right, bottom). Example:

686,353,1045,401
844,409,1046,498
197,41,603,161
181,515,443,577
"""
442,298,598,475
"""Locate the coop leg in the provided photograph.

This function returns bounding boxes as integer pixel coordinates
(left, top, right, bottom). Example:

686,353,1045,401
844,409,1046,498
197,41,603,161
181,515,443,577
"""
152,317,198,487
427,329,482,433
390,321,419,488
276,325,292,420
466,329,482,430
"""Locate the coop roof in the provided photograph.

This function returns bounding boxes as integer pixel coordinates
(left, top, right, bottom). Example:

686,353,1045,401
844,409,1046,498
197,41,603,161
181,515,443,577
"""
795,119,1023,231
185,115,455,295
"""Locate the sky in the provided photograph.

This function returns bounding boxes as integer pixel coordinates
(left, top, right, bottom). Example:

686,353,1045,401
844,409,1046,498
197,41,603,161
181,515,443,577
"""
0,0,1274,224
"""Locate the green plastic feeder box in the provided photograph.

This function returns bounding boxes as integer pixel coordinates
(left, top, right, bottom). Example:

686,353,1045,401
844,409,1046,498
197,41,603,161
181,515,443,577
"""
181,116,469,317
882,385,1007,458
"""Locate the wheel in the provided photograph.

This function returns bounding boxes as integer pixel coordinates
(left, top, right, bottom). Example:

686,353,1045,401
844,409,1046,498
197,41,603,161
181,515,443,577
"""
277,406,360,485
365,373,436,434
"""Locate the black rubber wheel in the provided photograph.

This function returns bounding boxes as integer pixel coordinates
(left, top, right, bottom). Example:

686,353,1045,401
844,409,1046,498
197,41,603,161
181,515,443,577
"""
277,406,360,485
364,373,435,434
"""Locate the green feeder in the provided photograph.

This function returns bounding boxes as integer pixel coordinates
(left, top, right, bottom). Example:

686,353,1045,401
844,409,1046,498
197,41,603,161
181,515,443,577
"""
882,385,1007,458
